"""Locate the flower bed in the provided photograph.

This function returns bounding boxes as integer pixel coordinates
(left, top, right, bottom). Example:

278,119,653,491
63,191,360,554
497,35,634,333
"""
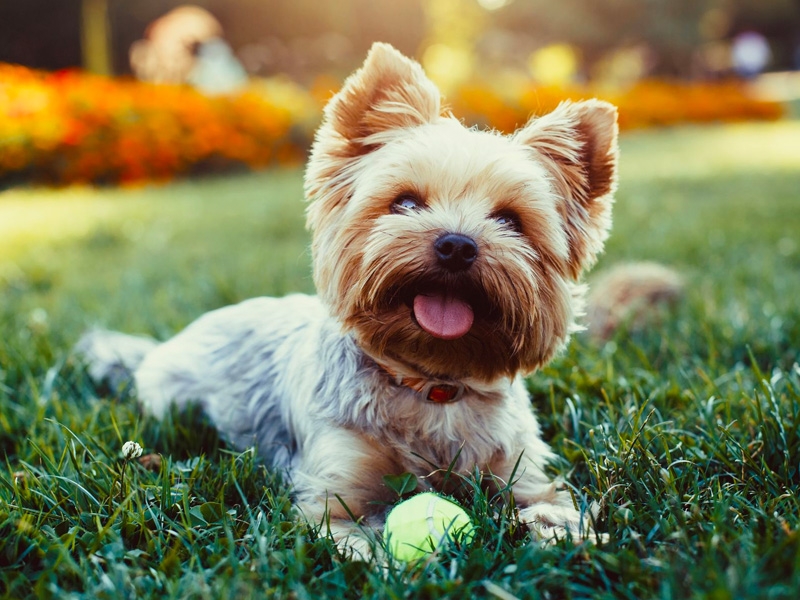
0,63,785,186
0,64,307,185
451,79,784,133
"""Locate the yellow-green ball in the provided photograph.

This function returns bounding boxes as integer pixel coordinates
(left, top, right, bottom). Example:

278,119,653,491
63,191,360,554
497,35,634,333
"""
384,492,475,561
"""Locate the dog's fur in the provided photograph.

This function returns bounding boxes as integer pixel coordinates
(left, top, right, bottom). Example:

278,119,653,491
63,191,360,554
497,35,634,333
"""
586,262,684,340
77,43,619,556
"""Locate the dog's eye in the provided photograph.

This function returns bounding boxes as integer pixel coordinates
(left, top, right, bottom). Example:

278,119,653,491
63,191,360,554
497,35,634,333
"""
493,211,522,232
391,194,423,213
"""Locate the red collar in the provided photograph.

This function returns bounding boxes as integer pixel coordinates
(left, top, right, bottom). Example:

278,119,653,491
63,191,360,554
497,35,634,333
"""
376,362,466,403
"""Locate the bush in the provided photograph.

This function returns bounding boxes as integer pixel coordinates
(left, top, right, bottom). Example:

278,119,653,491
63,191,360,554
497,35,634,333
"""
0,64,308,185
452,78,784,133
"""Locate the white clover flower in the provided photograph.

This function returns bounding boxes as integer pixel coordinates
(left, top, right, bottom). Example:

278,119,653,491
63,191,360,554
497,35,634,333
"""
122,441,143,460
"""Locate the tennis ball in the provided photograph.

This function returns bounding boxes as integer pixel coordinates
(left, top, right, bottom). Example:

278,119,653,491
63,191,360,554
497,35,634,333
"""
384,492,475,561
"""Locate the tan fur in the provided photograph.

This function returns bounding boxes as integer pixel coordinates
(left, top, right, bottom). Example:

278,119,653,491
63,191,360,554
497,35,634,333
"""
306,44,618,383
514,100,619,278
93,43,619,558
298,43,618,552
586,262,684,340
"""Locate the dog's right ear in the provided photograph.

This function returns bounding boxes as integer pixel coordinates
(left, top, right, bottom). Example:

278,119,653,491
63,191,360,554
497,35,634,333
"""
306,44,441,300
318,42,441,153
306,43,441,230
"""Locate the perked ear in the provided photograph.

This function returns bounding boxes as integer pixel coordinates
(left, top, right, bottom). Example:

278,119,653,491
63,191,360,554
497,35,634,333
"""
318,42,441,155
305,43,441,230
514,100,619,278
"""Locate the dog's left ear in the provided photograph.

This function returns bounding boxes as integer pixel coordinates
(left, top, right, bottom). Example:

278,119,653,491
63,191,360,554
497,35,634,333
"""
514,100,619,278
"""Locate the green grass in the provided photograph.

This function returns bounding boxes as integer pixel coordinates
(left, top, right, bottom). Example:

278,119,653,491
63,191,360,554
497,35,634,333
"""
1,120,800,598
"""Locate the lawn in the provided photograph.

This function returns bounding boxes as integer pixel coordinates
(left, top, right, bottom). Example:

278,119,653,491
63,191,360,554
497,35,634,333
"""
1,120,800,598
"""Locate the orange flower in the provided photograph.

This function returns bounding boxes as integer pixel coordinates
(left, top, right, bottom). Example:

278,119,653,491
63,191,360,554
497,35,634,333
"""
0,62,784,186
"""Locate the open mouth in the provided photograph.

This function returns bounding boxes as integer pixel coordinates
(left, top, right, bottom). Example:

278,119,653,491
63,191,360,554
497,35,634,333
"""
389,279,493,341
412,292,474,340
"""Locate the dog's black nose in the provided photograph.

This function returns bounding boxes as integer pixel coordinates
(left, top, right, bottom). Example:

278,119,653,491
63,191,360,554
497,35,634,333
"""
434,233,478,271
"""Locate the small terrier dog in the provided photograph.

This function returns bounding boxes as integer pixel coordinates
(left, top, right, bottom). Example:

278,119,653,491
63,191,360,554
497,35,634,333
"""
79,43,618,556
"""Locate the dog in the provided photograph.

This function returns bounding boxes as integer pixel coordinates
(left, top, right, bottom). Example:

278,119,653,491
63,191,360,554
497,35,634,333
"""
77,42,618,558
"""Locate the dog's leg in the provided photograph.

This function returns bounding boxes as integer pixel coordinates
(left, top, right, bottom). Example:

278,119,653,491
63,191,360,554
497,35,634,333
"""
499,427,599,544
290,426,399,560
512,474,596,544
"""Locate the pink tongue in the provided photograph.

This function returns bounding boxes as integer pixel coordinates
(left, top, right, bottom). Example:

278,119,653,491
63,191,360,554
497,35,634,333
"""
413,293,474,340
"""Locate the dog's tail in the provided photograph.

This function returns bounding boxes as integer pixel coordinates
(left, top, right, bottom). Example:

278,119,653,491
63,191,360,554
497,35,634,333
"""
585,262,684,340
74,329,158,391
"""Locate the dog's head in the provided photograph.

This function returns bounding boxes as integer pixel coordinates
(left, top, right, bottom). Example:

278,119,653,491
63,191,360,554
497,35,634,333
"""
305,43,618,382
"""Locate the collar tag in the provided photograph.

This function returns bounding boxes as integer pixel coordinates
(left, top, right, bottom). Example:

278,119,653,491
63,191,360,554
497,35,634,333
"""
373,359,466,403
423,382,464,403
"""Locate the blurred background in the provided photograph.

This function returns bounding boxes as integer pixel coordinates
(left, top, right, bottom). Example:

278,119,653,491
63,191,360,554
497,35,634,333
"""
3,7,800,599
5,0,800,80
1,0,799,185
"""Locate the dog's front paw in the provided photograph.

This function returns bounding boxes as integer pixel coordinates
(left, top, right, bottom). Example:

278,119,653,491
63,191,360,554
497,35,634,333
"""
334,534,373,561
518,503,605,545
331,527,385,563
